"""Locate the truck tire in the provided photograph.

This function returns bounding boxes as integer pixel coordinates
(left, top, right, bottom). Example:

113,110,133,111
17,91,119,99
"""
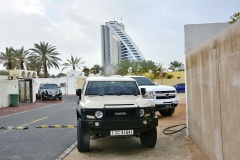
140,127,157,148
159,108,175,116
77,119,90,152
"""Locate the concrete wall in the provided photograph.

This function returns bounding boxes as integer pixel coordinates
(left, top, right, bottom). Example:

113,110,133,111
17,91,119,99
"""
66,71,83,94
153,78,185,86
185,20,240,160
0,79,37,108
184,22,229,53
9,69,37,79
77,77,86,89
0,79,19,108
162,71,185,79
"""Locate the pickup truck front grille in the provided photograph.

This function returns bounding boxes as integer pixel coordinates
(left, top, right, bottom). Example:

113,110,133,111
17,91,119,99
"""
155,91,175,94
156,95,175,99
106,108,137,119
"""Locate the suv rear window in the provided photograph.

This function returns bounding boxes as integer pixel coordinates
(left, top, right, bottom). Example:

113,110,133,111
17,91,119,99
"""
85,81,140,96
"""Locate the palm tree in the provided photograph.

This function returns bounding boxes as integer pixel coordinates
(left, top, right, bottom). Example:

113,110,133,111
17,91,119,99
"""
61,55,85,72
117,59,132,75
90,64,101,75
29,41,61,78
133,60,157,74
82,67,90,76
0,47,16,70
169,61,184,71
14,47,30,70
229,12,240,24
137,60,154,73
26,58,43,76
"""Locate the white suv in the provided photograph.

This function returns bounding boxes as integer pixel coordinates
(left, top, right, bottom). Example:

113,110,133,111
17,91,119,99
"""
76,76,158,152
128,76,178,116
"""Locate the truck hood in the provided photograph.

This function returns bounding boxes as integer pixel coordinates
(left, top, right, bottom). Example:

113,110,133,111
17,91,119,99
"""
81,95,151,108
138,85,176,92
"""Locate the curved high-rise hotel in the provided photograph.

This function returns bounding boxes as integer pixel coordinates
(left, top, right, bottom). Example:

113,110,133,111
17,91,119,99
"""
101,21,145,66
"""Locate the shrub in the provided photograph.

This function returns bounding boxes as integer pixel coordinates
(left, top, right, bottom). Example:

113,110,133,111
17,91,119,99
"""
167,74,174,79
0,70,9,76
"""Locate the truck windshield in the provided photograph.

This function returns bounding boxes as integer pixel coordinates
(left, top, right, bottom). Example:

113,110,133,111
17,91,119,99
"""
43,84,58,89
85,81,140,96
130,77,157,86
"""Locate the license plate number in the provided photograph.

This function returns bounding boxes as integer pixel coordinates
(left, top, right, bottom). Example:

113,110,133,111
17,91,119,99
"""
110,130,133,136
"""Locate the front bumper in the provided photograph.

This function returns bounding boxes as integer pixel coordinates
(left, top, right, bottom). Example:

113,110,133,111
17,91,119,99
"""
79,117,158,137
43,93,62,99
155,104,178,111
145,98,178,111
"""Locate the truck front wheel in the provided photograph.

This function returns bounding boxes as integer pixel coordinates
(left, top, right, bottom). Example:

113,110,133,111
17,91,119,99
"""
140,127,157,148
77,120,90,152
159,108,175,116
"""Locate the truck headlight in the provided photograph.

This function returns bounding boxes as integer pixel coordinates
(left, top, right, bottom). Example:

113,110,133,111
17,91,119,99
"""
138,109,145,117
146,91,154,99
95,111,103,118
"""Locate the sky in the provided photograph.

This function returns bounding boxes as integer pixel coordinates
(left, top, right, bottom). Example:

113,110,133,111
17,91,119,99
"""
0,0,239,75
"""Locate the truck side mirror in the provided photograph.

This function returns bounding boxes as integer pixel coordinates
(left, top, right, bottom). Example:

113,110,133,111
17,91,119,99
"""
140,88,146,96
76,89,81,96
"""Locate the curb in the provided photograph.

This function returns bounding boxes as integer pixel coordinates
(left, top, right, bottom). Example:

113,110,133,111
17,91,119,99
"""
55,141,77,160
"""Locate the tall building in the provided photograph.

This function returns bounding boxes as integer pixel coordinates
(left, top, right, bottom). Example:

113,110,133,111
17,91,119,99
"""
101,21,145,66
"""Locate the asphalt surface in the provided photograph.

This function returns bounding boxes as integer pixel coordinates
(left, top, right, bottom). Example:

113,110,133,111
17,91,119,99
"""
0,96,78,160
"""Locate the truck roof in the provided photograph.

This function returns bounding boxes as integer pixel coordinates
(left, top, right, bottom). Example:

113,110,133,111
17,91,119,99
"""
86,76,136,82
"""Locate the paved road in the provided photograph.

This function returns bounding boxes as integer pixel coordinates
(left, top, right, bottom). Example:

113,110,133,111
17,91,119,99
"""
0,96,78,160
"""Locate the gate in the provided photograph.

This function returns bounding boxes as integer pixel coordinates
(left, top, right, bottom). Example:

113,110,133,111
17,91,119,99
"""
18,78,33,103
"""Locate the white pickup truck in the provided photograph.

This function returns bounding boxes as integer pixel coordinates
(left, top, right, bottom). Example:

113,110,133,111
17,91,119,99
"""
128,76,178,116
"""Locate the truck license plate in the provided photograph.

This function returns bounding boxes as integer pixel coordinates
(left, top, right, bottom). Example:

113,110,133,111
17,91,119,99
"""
110,130,133,136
